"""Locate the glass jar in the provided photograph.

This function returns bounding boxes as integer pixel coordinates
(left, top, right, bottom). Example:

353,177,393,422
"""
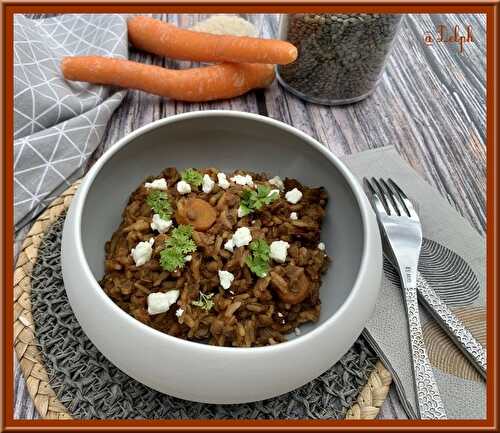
276,14,403,105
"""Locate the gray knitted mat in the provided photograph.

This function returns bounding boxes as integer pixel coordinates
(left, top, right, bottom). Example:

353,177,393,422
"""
30,214,379,420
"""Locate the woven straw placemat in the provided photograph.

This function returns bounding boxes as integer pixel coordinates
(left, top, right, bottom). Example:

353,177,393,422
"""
13,181,392,420
14,181,81,419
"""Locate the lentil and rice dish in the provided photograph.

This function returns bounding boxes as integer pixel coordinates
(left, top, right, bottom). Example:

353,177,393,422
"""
100,167,330,347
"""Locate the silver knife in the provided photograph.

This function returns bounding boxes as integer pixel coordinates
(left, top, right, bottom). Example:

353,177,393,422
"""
416,271,486,379
386,252,486,379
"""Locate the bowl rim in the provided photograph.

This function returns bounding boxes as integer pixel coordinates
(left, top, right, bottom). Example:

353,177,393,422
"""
72,110,376,354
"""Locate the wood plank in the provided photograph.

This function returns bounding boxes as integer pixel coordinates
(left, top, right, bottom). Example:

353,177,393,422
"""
264,13,486,233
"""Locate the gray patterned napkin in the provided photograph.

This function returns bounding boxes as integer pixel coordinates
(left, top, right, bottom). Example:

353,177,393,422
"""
344,147,486,419
13,14,128,230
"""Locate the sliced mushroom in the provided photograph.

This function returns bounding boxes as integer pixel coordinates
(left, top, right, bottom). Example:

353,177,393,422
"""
216,191,238,210
270,266,310,304
122,219,150,233
176,197,217,231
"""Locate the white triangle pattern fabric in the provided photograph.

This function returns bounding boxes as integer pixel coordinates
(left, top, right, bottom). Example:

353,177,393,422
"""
14,14,129,229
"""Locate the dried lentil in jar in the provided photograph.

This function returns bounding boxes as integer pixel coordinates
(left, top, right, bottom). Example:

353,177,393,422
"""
276,14,403,105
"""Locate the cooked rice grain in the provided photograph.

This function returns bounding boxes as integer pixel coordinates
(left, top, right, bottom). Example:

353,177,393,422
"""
100,168,330,347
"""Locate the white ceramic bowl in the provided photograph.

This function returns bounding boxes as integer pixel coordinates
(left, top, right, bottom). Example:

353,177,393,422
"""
62,110,382,404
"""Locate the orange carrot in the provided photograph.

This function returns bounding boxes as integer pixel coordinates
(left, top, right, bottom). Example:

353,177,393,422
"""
61,56,275,102
128,16,297,65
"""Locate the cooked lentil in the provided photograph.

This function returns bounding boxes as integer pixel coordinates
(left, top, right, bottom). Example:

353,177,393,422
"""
100,167,330,347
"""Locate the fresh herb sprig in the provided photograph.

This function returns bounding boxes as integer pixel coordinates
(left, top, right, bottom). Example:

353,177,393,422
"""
181,168,203,188
239,185,279,216
192,292,215,312
245,239,271,278
146,190,172,220
159,225,197,272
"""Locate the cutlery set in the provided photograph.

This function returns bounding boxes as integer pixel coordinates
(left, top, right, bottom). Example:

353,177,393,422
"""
364,178,487,420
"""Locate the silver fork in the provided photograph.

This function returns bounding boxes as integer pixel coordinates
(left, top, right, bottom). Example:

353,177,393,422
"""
365,180,486,379
364,177,447,419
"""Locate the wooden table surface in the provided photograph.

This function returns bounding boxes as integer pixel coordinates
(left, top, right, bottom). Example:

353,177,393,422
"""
14,13,486,420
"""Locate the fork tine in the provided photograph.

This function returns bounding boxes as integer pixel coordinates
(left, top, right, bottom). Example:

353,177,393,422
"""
363,178,387,216
372,178,397,215
388,178,420,220
380,179,407,217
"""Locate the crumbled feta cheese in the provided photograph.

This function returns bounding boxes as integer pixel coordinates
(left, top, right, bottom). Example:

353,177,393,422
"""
224,238,235,252
295,327,302,336
285,188,303,204
224,227,252,252
290,212,298,220
218,270,235,290
144,178,168,190
176,180,191,195
217,172,230,189
150,214,172,233
277,312,284,318
202,174,215,193
185,255,192,262
268,189,280,198
268,176,284,191
147,290,179,315
270,240,290,263
175,308,184,318
318,242,326,251
231,174,253,187
232,227,252,247
237,206,246,218
131,238,154,266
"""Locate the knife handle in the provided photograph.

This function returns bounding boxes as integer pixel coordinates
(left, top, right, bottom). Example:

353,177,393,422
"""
403,286,447,419
416,273,487,379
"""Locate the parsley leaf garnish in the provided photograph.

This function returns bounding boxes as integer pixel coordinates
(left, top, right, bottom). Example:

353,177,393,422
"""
239,185,279,216
245,239,271,278
159,225,197,272
181,168,203,188
146,190,172,220
192,292,215,312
